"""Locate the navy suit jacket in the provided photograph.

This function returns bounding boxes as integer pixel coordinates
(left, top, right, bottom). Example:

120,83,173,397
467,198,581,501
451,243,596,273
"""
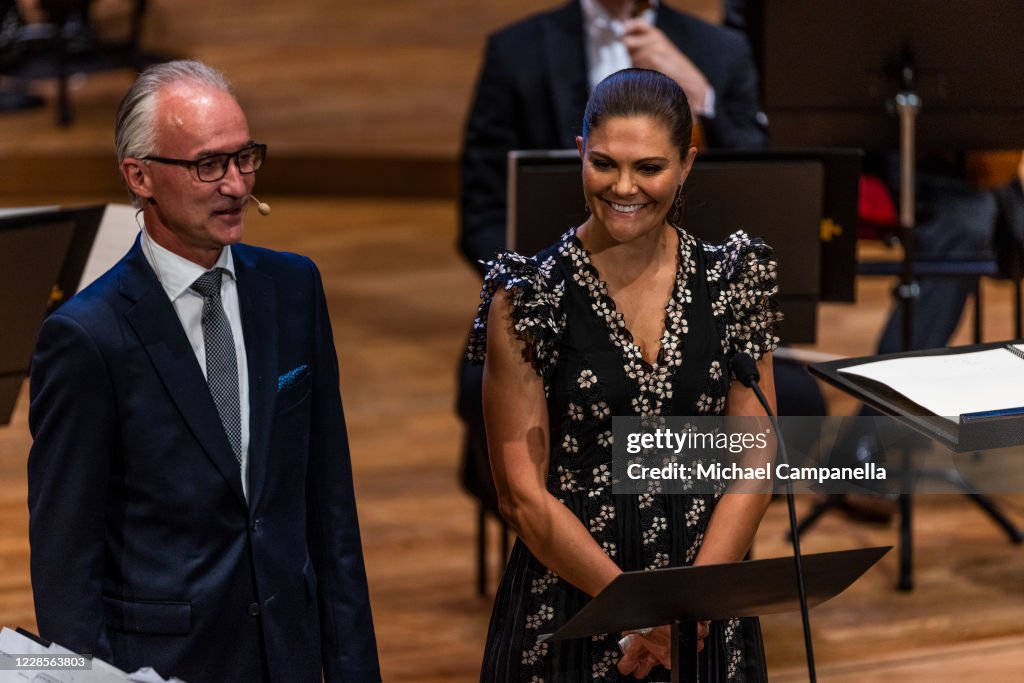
459,0,769,272
28,238,380,683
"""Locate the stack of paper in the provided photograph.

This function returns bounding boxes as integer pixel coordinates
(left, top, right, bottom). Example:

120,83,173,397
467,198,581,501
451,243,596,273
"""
838,344,1024,421
0,627,185,683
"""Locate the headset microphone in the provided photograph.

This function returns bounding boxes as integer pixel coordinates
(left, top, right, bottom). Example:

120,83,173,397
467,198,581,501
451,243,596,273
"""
249,194,271,216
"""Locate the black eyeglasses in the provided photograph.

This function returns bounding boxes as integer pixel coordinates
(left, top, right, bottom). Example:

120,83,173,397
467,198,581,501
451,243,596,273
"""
142,143,267,182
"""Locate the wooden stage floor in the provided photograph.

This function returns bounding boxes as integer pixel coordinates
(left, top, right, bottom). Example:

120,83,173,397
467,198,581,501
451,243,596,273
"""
1,196,1023,681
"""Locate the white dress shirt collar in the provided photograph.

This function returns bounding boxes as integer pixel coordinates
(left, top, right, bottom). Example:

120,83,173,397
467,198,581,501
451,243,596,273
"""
141,227,236,302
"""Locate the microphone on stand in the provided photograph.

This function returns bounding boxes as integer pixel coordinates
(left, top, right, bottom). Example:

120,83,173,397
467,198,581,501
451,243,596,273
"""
730,351,817,683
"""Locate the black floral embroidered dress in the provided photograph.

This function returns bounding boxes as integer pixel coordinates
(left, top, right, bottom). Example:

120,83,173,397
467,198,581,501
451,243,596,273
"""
469,225,780,683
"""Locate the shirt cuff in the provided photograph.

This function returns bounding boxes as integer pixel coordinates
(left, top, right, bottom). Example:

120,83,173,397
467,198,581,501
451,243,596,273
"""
700,84,716,119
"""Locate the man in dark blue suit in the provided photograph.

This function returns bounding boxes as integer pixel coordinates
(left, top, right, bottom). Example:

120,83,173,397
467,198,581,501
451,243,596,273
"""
27,60,380,683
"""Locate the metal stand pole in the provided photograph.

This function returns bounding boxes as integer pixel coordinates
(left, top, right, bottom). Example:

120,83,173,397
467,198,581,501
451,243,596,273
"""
895,88,921,352
670,619,699,683
894,68,921,591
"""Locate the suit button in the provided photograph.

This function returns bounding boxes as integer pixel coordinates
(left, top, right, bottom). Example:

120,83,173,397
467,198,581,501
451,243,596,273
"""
250,518,261,533
248,602,261,617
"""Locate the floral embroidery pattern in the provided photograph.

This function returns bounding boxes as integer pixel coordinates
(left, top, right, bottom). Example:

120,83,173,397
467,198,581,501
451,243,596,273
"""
686,532,704,564
467,250,566,396
648,551,671,569
686,497,708,528
588,504,617,533
562,229,697,418
592,649,619,678
521,641,548,666
531,570,558,595
525,604,554,630
557,465,580,494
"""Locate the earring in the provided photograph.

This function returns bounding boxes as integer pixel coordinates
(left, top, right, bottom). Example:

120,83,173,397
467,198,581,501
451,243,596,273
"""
669,185,683,226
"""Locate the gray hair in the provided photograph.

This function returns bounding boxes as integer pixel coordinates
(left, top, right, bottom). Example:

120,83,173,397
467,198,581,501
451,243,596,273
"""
115,60,235,207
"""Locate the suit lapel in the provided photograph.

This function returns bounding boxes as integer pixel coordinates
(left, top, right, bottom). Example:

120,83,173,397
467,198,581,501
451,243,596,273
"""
542,2,590,147
233,245,277,510
120,239,247,506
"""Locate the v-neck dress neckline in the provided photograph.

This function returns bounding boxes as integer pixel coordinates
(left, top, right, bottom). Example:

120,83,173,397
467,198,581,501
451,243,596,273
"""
562,225,698,416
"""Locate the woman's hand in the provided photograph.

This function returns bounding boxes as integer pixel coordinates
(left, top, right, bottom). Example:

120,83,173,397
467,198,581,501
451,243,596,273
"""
616,622,711,678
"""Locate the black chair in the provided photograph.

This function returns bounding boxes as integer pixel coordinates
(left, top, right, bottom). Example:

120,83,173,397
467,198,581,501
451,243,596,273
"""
0,0,44,110
0,0,173,125
457,356,512,597
857,257,1023,343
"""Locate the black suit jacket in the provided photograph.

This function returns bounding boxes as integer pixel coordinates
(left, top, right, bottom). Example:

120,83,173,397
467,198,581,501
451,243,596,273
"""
28,239,380,683
458,0,769,273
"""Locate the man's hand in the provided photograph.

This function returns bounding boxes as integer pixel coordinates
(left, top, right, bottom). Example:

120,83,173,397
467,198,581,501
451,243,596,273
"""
623,19,711,115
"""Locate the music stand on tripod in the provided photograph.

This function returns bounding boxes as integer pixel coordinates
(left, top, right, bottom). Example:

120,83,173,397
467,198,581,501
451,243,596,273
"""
754,1,1024,584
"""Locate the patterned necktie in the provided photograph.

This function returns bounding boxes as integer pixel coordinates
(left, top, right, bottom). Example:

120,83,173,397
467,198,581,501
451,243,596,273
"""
190,268,242,463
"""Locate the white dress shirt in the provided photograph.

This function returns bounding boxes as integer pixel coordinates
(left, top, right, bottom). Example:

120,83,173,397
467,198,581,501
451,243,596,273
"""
580,0,715,117
141,227,251,499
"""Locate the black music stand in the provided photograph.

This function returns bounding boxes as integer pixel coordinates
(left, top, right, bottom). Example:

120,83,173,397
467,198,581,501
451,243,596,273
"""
0,205,103,424
762,0,1024,350
540,547,889,682
810,345,1024,590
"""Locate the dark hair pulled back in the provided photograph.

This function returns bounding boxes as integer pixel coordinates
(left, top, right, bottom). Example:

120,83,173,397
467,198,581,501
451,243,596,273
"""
582,68,693,154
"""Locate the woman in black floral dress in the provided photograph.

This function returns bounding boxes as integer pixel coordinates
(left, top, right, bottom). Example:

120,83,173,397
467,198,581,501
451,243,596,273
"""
469,68,780,682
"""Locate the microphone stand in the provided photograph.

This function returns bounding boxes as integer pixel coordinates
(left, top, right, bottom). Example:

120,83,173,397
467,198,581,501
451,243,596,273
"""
731,353,816,683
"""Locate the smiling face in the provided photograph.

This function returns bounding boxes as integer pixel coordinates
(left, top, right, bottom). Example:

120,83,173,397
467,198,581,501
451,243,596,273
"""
577,114,695,245
124,81,254,268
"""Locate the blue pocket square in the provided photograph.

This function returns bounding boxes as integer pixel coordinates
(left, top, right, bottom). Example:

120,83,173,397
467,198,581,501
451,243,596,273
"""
277,364,309,392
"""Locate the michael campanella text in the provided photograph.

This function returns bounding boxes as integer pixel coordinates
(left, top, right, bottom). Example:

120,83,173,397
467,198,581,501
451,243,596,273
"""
626,462,888,484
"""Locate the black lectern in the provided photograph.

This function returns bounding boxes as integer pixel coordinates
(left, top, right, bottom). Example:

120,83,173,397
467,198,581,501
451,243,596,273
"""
539,547,889,682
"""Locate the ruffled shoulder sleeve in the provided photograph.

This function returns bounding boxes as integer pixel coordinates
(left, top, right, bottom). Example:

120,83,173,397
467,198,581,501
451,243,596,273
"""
704,231,782,359
466,249,567,382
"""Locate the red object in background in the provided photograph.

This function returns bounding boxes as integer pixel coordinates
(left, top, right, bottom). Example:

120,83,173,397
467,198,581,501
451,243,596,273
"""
858,174,899,240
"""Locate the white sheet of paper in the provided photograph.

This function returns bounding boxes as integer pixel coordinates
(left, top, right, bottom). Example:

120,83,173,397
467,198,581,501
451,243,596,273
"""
0,626,126,682
839,345,1024,421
